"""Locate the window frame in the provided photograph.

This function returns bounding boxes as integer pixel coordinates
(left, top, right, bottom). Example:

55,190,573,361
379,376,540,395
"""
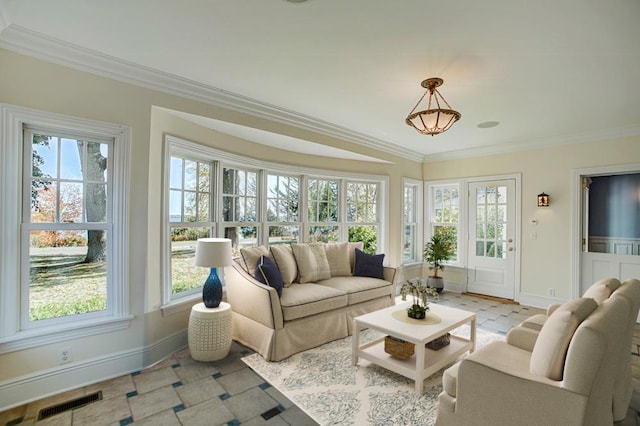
161,135,389,310
220,164,261,256
402,178,423,264
425,179,465,268
0,104,131,353
305,176,341,243
21,127,114,329
164,150,217,304
265,171,302,246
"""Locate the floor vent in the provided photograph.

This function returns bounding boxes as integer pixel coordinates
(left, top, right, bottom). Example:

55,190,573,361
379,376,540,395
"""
37,391,103,421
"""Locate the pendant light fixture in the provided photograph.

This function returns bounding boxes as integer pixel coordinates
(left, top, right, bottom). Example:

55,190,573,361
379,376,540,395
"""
406,77,461,136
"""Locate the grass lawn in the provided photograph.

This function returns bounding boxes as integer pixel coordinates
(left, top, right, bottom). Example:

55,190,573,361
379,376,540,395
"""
29,248,106,321
29,244,207,321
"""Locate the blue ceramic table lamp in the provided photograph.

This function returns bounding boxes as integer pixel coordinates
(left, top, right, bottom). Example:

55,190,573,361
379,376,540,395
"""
195,238,233,308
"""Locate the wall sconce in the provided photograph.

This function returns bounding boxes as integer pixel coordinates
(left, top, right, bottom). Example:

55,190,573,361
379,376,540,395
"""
537,192,550,207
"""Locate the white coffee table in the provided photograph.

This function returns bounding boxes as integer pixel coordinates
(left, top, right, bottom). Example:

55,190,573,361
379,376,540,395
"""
352,302,476,394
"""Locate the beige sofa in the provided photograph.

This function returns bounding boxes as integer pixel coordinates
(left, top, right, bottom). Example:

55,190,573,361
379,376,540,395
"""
225,242,397,361
436,278,640,426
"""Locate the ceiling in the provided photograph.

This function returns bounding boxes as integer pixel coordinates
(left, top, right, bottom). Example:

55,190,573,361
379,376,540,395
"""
1,0,639,162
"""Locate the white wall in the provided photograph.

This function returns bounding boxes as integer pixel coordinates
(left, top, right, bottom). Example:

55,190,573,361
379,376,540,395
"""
423,136,640,304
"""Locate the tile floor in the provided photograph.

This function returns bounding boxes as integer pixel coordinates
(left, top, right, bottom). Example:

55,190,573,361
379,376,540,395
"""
1,292,638,425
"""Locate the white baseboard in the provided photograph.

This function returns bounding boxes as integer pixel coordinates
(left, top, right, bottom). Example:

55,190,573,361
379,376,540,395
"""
517,292,566,310
0,329,187,411
442,280,465,294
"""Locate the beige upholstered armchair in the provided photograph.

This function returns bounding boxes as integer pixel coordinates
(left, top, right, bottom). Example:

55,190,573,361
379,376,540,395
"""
436,279,640,426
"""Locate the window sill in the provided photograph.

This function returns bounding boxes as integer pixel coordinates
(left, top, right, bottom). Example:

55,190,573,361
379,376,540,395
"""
0,315,134,355
160,290,228,317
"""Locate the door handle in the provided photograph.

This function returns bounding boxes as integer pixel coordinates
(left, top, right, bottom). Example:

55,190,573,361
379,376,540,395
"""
508,247,513,252
508,238,513,243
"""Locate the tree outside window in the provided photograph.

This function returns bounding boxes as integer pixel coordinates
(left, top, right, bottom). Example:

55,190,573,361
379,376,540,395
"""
307,178,339,242
223,167,258,254
347,182,378,254
26,131,110,322
431,185,460,262
168,156,213,297
267,173,300,245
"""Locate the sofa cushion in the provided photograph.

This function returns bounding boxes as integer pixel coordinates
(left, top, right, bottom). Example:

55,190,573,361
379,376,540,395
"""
240,246,270,278
291,243,331,283
348,241,364,273
280,283,348,321
353,248,384,279
270,244,298,286
255,256,283,297
530,297,598,380
324,242,352,277
583,277,621,304
317,276,391,305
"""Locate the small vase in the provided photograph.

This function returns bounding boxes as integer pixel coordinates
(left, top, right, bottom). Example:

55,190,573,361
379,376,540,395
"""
202,267,223,308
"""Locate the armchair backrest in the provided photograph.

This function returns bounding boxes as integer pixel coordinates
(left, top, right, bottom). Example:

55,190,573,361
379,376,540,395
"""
561,294,630,425
610,278,640,419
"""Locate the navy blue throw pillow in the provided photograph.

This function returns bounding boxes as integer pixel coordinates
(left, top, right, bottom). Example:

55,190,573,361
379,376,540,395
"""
353,248,385,279
255,256,283,297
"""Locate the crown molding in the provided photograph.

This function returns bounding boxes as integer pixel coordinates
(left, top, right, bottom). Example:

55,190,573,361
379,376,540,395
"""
0,24,420,162
422,123,640,163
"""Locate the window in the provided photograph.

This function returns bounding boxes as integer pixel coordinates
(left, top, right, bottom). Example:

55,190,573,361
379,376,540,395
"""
222,167,258,255
428,183,460,262
0,105,130,351
162,135,388,308
474,184,508,259
267,173,300,245
307,178,339,242
403,179,423,263
347,181,379,254
25,129,112,325
167,156,214,300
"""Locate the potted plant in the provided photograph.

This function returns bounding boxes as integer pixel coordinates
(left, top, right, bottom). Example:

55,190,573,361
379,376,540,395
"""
423,233,455,293
399,278,439,319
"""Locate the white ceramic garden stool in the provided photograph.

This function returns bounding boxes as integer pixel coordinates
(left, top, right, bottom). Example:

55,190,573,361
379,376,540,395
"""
188,302,232,361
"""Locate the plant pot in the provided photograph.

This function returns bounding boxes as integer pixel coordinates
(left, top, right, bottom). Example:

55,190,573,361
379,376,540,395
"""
427,276,444,293
407,304,427,319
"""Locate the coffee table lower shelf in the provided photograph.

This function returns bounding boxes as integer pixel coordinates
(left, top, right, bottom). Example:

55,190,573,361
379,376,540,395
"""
356,335,471,386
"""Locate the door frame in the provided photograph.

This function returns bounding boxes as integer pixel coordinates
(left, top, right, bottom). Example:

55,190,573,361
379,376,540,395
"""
466,174,522,300
466,177,519,300
571,163,640,299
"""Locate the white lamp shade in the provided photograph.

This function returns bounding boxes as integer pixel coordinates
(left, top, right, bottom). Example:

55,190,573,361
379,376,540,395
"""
195,238,233,268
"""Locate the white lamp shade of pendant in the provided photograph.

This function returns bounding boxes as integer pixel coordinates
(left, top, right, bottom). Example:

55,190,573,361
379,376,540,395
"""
195,238,233,268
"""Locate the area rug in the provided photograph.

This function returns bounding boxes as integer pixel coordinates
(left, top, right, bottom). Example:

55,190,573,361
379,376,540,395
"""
242,325,502,426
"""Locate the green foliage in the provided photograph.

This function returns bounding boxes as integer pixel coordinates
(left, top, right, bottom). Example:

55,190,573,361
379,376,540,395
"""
30,134,54,212
30,295,106,321
172,279,200,294
348,226,377,254
171,227,210,242
423,233,455,278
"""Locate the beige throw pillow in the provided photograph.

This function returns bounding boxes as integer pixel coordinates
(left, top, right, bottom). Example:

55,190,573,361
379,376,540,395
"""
530,297,598,380
270,245,298,286
324,242,352,277
291,243,331,283
240,246,270,278
582,277,621,304
348,241,364,273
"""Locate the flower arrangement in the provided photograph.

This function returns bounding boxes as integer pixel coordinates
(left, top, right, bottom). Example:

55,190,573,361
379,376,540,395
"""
399,278,439,319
